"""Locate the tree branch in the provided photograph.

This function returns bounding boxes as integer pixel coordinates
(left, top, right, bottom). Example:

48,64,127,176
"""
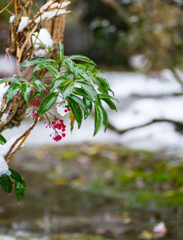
107,118,183,135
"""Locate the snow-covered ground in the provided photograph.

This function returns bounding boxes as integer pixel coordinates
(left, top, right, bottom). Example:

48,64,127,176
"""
3,70,183,155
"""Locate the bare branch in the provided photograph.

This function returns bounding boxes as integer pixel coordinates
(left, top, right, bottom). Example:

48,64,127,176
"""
108,118,183,135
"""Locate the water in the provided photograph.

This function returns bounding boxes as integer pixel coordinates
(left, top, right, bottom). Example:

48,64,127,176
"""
1,146,183,240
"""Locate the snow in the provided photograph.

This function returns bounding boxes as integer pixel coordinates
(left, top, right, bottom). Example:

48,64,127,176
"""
35,9,66,23
40,1,69,11
0,83,9,111
9,16,29,32
34,49,47,57
0,156,11,177
56,102,70,116
32,28,53,53
1,113,9,123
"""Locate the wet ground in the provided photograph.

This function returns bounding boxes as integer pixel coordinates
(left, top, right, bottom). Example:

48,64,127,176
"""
1,144,183,240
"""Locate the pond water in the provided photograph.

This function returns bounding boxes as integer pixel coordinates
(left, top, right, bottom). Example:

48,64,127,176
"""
1,145,183,240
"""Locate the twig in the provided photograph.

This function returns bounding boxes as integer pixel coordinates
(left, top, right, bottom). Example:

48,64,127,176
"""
6,132,30,164
107,118,183,135
0,0,14,14
4,117,38,160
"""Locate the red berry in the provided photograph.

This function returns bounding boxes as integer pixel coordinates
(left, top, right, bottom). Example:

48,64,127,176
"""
64,109,68,113
62,128,66,132
52,121,56,125
60,119,63,123
54,124,58,129
34,112,38,118
57,124,61,130
12,182,15,186
53,134,62,142
62,133,66,137
33,101,37,106
38,100,42,105
68,108,71,111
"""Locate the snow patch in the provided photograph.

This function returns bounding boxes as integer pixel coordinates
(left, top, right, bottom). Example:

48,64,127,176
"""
0,83,9,111
0,156,11,177
32,28,53,52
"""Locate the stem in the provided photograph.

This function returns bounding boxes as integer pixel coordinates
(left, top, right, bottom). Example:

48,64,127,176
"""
4,117,38,161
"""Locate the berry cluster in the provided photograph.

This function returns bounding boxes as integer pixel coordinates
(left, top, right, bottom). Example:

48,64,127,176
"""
44,117,66,142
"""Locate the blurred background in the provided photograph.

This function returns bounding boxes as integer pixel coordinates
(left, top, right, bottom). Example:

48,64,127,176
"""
1,0,183,240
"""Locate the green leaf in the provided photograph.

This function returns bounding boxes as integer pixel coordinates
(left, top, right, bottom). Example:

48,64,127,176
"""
68,55,96,66
30,73,39,80
63,70,72,78
100,105,108,132
0,76,28,85
62,58,74,72
33,91,42,98
99,94,119,102
76,80,100,103
15,179,26,202
57,42,64,62
33,63,50,72
83,98,92,119
73,87,93,101
38,92,59,117
5,83,21,104
86,64,95,73
67,97,83,129
0,174,12,194
18,57,55,68
32,80,43,92
61,82,74,99
91,76,108,94
0,134,7,145
100,97,117,111
34,43,52,51
76,64,86,71
44,65,61,79
94,103,104,136
21,83,32,103
69,94,86,112
9,168,24,185
50,77,69,92
78,69,91,83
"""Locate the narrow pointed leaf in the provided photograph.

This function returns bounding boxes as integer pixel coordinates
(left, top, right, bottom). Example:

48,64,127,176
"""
57,42,64,62
0,76,27,85
21,84,32,103
18,57,55,68
61,82,74,99
67,97,83,129
100,97,117,111
76,80,100,103
62,58,74,72
15,179,26,202
69,94,86,112
100,105,108,132
78,69,91,83
45,65,61,79
0,174,12,194
32,80,43,91
83,98,92,119
9,168,24,185
38,92,59,117
5,84,21,104
91,76,108,94
73,87,93,101
30,73,39,80
68,55,96,66
94,103,103,136
99,94,119,102
50,77,69,92
0,134,7,145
